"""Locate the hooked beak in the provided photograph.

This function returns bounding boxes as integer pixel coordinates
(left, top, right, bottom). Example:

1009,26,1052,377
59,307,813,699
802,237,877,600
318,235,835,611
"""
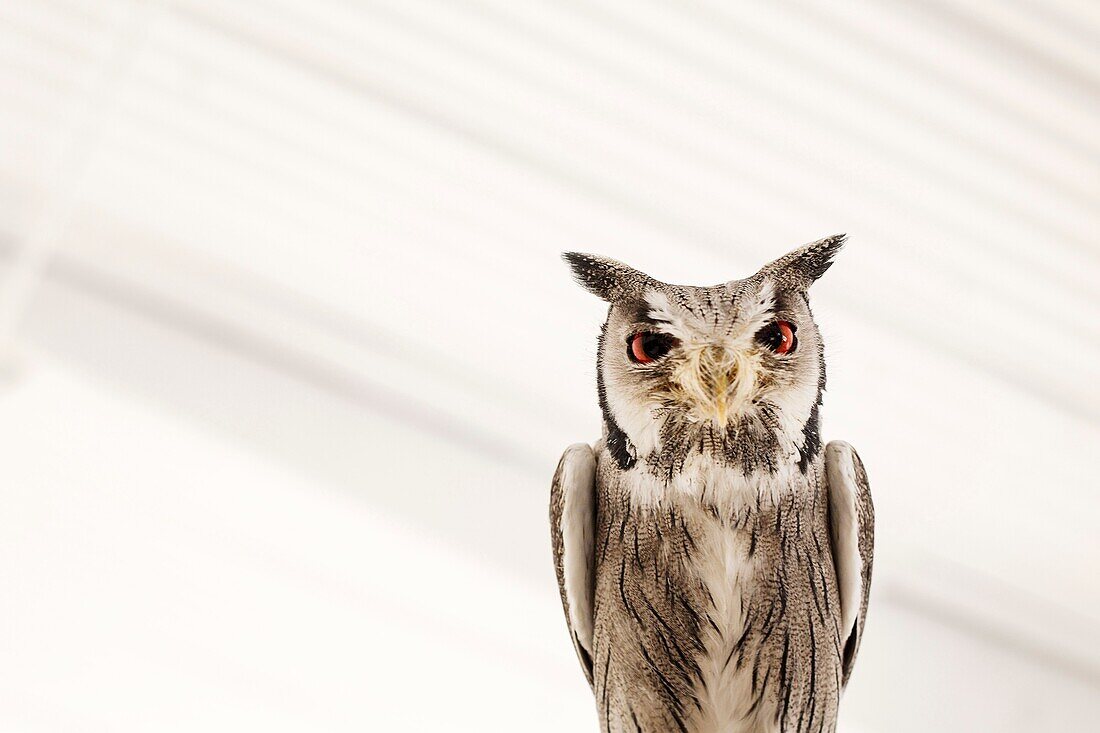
672,343,760,425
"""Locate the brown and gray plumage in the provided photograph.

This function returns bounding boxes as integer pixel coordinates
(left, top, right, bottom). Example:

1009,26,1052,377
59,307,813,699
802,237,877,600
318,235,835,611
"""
550,236,874,733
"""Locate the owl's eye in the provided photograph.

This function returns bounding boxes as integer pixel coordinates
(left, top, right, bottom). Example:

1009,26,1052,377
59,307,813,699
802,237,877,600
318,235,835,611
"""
627,332,678,364
756,320,797,355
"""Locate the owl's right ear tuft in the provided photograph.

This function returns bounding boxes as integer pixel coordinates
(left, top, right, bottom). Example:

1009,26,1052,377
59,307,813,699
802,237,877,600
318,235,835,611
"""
562,252,648,302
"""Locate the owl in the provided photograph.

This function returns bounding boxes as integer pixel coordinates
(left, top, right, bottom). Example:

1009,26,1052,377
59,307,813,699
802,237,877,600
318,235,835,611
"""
550,235,874,733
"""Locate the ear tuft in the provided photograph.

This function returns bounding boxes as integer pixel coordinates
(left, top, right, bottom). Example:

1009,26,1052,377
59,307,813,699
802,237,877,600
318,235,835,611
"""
562,252,649,301
762,234,846,288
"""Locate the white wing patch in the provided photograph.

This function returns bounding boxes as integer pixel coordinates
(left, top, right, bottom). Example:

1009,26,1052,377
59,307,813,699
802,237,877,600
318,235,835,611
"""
554,443,597,665
825,441,863,646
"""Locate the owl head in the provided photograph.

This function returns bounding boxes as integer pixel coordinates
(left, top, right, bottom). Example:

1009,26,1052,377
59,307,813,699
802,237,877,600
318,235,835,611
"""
565,235,845,480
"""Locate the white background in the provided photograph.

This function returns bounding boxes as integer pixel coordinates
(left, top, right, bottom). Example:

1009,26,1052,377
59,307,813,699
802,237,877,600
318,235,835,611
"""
0,1,1098,731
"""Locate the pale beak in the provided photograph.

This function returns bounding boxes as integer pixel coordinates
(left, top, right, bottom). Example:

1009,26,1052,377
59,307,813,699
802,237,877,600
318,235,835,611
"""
673,343,759,424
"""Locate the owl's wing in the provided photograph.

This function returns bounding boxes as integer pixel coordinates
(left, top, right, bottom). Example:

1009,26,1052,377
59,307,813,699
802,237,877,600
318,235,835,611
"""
549,443,598,687
824,440,875,688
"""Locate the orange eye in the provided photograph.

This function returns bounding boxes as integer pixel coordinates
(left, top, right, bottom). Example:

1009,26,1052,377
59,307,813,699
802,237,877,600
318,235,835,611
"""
756,320,797,355
628,332,677,364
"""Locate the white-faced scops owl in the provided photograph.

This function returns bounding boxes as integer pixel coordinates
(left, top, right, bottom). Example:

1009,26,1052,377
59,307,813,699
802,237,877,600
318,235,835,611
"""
550,236,874,733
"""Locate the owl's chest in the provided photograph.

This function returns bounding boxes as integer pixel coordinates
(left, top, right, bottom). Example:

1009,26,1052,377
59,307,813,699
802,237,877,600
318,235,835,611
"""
681,511,774,731
594,462,812,731
593,497,771,727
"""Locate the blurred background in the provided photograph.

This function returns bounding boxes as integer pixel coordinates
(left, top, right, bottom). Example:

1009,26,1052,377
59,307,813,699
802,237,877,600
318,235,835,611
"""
1,1,1099,731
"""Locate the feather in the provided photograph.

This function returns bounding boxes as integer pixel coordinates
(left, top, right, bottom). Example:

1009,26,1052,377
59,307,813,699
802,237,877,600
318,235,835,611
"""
550,443,598,685
825,440,875,687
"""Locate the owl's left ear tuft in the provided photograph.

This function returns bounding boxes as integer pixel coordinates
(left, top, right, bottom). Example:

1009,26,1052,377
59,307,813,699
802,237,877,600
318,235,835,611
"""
562,252,650,302
763,234,846,288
